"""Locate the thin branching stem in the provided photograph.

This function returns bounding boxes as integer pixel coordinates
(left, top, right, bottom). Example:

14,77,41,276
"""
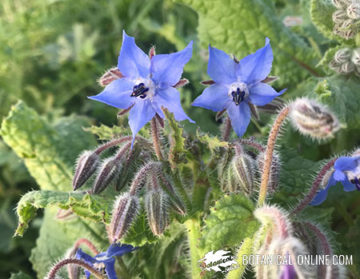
47,258,105,279
291,158,337,215
73,238,99,255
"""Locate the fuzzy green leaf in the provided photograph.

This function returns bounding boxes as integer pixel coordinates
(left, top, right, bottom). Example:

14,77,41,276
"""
0,101,96,191
9,271,32,279
176,0,320,86
15,190,111,236
84,124,127,140
197,130,229,151
201,194,259,251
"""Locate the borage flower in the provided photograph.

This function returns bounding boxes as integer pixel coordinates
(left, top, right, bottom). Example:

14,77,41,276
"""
310,154,360,205
76,243,136,279
192,39,286,137
89,31,194,145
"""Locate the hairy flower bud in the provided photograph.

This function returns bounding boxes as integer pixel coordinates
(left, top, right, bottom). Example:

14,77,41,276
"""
289,98,340,140
340,60,355,73
222,154,256,196
351,48,360,65
332,9,348,24
65,247,80,279
347,3,360,19
145,190,169,236
334,48,352,63
257,151,280,194
92,157,120,194
109,193,139,242
332,0,348,9
73,151,100,190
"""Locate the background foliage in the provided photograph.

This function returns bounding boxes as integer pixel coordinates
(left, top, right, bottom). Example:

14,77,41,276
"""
0,0,359,278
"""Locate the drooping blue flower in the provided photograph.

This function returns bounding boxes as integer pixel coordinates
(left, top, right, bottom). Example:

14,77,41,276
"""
192,39,286,137
89,31,194,145
310,156,360,205
76,243,136,279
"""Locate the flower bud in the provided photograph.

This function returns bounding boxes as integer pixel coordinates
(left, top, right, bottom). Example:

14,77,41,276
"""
145,190,169,236
73,151,100,190
65,247,80,279
334,48,352,64
289,98,340,140
351,48,360,65
332,0,348,9
92,158,120,194
332,10,348,24
109,193,139,242
328,59,342,72
340,60,355,73
98,67,123,87
347,3,360,19
257,152,280,194
222,154,256,196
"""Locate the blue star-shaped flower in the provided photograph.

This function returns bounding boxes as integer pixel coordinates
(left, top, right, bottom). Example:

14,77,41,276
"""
76,243,136,279
310,156,360,205
192,39,286,137
89,31,194,144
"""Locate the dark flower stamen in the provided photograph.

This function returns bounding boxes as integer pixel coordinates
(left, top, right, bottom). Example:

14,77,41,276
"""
231,88,246,105
350,177,360,190
131,83,149,99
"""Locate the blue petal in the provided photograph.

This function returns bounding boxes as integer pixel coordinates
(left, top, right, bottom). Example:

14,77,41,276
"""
75,249,96,279
334,156,358,171
192,84,230,112
106,244,135,257
153,87,194,123
88,78,135,109
236,38,273,84
105,260,118,279
151,41,193,88
342,179,356,192
117,31,150,79
310,173,336,205
226,102,251,137
207,46,237,84
129,100,156,144
333,169,346,181
248,83,286,106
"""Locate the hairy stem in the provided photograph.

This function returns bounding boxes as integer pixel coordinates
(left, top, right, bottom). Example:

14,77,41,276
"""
237,138,265,152
47,258,105,279
73,238,99,255
185,218,202,279
226,237,253,279
291,158,337,215
151,118,164,161
222,116,232,141
258,107,290,206
172,169,192,212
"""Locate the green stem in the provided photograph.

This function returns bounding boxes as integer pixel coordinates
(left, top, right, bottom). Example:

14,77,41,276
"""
226,237,253,279
185,218,202,279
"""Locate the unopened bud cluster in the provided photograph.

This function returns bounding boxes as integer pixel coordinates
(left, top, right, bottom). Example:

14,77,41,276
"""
289,98,340,140
332,0,360,39
72,138,132,194
220,142,281,197
109,162,185,241
329,48,360,76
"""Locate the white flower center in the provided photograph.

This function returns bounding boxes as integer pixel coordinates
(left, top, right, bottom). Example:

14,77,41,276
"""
131,78,155,100
228,82,249,105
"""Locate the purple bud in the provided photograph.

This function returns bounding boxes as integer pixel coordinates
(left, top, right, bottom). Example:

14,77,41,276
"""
257,151,281,194
145,190,169,236
92,158,120,194
73,151,100,190
109,193,139,242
